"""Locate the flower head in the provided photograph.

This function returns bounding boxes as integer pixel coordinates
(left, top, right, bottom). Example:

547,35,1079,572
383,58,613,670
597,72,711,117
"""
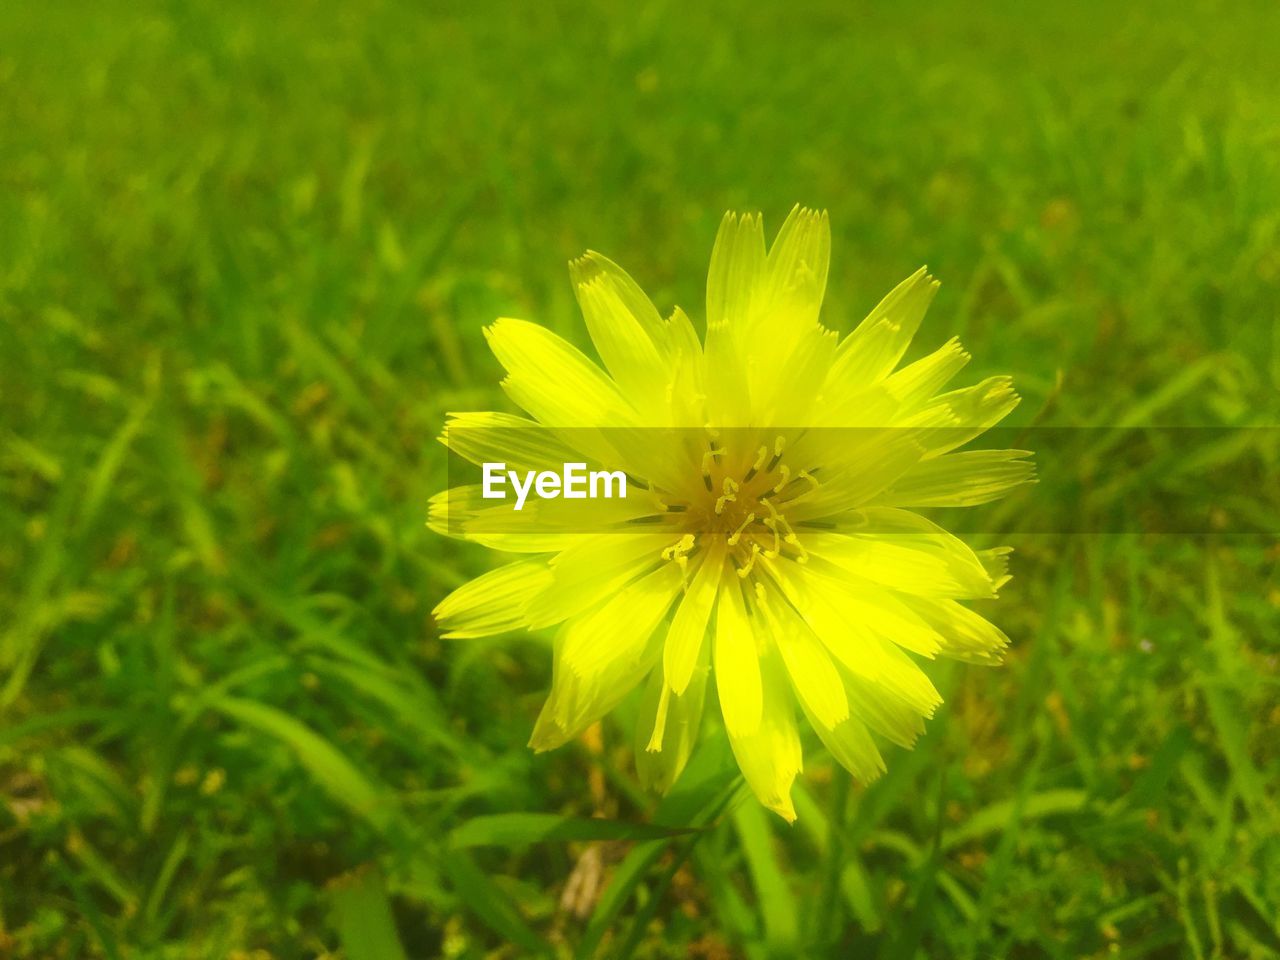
432,206,1033,820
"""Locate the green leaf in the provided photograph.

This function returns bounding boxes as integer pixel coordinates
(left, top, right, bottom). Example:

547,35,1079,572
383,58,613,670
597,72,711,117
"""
576,732,743,960
733,799,799,952
211,695,393,831
941,788,1088,851
330,867,409,960
441,850,549,955
450,813,696,849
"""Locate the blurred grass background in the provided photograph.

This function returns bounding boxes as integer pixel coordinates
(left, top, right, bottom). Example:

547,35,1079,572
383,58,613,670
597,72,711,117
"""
2,0,1279,957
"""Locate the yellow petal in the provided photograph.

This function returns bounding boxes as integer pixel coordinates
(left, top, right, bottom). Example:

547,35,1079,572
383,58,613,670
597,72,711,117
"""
569,251,664,339
875,450,1036,508
427,485,580,552
758,326,838,425
771,558,943,713
662,541,726,695
439,411,579,474
917,376,1020,458
806,511,995,601
525,533,671,629
798,700,885,783
660,306,703,393
758,581,849,729
727,645,802,822
707,210,765,332
977,546,1014,591
573,271,669,410
843,669,930,748
826,267,938,392
432,560,551,638
783,428,929,515
427,485,635,552
484,318,634,427
636,652,709,794
880,337,970,409
759,205,830,332
530,563,684,751
907,596,1012,665
713,580,762,738
704,212,763,426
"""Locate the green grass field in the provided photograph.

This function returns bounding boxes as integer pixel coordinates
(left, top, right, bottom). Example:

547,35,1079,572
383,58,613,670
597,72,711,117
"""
2,1,1279,957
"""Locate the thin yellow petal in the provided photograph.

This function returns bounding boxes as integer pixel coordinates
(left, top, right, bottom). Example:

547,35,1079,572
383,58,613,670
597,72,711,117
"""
825,267,938,393
727,646,802,822
662,541,726,695
432,560,551,639
636,652,709,793
818,507,992,594
917,376,1020,457
759,204,830,330
713,580,762,738
758,581,849,729
525,534,671,629
573,272,668,409
706,210,765,332
798,699,885,783
875,450,1036,508
439,411,578,473
485,318,634,427
529,564,683,751
907,596,1012,665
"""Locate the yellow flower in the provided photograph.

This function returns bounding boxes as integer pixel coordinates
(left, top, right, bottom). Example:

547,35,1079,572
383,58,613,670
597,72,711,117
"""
432,206,1033,821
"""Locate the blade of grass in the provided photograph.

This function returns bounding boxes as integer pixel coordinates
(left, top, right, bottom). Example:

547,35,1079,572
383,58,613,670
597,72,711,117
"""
450,813,697,848
142,830,190,933
733,800,798,953
440,850,550,956
329,866,409,960
941,788,1087,851
575,733,742,960
211,695,394,831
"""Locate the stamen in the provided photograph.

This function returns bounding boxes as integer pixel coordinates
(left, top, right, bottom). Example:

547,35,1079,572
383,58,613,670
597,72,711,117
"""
727,511,756,546
761,518,781,558
701,447,723,475
714,477,739,515
736,543,762,578
771,464,792,493
766,434,786,471
774,515,808,563
773,467,820,505
661,533,697,563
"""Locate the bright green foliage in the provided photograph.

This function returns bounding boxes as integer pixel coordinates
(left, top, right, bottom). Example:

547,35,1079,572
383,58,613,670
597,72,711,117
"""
2,1,1278,957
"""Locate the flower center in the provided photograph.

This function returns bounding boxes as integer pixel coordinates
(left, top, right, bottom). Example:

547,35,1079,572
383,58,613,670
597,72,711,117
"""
651,433,817,578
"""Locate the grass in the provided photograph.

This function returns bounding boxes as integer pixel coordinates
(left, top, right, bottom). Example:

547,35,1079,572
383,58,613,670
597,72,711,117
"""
2,0,1279,956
